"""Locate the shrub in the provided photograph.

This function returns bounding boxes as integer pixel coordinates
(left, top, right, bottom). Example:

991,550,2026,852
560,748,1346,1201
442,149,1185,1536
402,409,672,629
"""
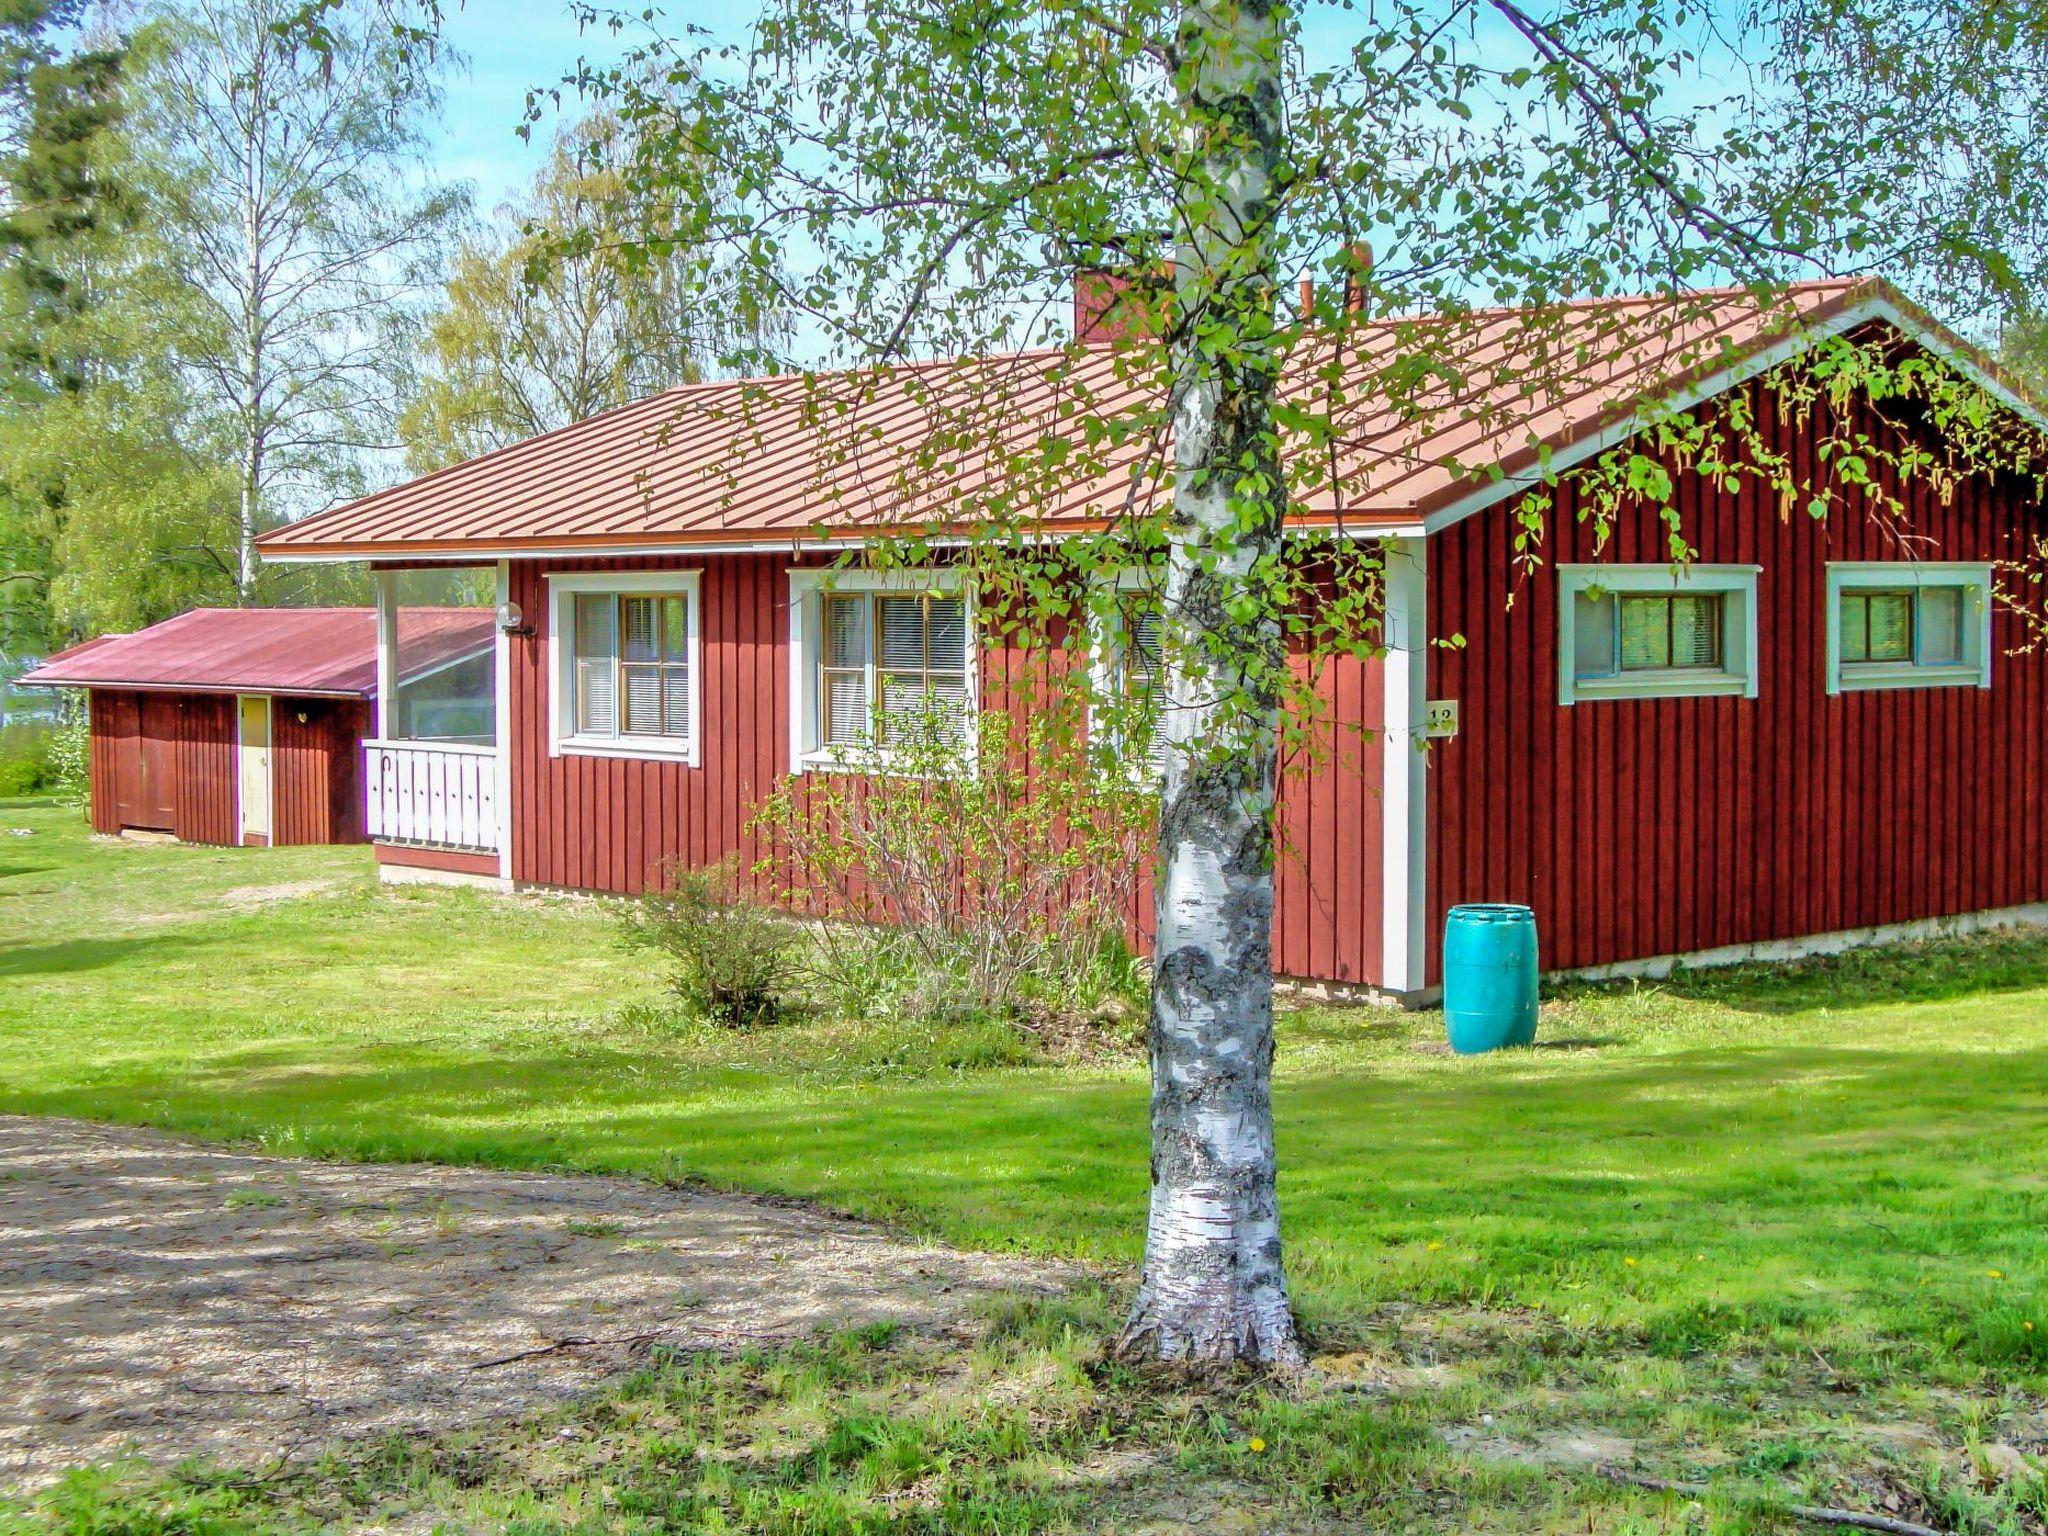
0,723,55,796
618,856,799,1027
46,716,88,806
749,695,1151,1034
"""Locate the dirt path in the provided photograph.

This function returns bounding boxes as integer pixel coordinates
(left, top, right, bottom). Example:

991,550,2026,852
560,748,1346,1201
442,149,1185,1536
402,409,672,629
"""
0,1116,1067,1486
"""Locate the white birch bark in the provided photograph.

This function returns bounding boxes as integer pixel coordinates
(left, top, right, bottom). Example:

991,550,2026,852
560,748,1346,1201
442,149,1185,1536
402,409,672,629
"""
1119,0,1305,1370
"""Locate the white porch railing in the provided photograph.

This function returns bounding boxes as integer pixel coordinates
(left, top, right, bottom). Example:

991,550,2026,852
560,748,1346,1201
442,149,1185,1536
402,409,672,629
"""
365,739,500,853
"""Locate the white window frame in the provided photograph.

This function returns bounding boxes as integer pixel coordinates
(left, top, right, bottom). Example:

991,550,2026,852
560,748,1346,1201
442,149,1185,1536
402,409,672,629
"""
1087,569,1168,783
1557,564,1761,706
787,567,977,774
545,569,702,765
1824,562,1993,695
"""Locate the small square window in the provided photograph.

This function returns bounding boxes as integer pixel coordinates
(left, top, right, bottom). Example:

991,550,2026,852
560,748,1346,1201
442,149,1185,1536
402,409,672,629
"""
1827,565,1988,693
1558,566,1758,705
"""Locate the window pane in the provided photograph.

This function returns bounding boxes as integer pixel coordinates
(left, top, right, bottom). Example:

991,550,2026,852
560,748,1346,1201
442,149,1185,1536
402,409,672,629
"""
1671,595,1722,668
575,595,616,735
824,595,867,668
661,597,688,661
877,595,929,669
621,596,659,663
823,670,867,745
622,663,664,734
1917,586,1964,665
1867,591,1912,662
1573,592,1617,678
925,673,969,741
879,671,968,744
1123,601,1162,684
926,597,967,667
1840,593,1870,663
661,664,691,736
1618,596,1671,670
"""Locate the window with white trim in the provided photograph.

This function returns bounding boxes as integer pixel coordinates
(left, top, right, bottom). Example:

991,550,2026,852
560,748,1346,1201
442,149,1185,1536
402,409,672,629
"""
1091,588,1168,777
1825,562,1991,693
547,571,701,763
1557,565,1760,705
789,570,974,769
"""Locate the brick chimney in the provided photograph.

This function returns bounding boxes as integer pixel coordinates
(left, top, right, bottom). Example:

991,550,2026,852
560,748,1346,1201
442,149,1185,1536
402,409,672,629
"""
1074,267,1166,344
1342,242,1373,316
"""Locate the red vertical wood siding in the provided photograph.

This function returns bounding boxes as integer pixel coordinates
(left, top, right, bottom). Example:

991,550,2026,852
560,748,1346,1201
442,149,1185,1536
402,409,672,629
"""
272,697,371,845
85,687,368,847
505,555,1387,987
1427,382,2048,981
85,688,237,845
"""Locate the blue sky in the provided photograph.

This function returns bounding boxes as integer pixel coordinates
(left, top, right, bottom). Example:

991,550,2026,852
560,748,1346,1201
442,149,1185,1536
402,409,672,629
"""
429,1,658,211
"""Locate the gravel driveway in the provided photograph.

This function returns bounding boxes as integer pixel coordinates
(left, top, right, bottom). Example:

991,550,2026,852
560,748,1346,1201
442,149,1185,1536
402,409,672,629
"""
0,1115,1066,1486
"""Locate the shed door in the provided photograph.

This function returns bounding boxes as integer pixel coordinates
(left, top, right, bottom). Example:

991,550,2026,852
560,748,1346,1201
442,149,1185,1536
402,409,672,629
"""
238,695,272,844
116,695,178,832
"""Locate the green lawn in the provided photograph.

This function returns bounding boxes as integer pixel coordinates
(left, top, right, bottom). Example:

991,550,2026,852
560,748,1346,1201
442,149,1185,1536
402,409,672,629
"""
4,794,2046,1532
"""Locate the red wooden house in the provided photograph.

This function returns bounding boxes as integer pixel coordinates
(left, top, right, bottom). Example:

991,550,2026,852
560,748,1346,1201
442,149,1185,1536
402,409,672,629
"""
20,607,495,849
254,278,2048,1002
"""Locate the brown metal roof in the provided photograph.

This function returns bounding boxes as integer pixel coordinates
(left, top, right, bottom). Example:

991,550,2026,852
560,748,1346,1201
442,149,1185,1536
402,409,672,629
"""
17,607,496,698
257,279,2023,562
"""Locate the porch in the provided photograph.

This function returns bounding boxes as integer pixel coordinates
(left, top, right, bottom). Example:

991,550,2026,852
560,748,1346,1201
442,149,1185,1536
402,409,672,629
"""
367,567,508,884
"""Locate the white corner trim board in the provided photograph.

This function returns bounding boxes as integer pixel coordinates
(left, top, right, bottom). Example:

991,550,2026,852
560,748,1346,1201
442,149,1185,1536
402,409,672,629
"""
493,559,514,881
544,567,705,767
1379,537,1429,997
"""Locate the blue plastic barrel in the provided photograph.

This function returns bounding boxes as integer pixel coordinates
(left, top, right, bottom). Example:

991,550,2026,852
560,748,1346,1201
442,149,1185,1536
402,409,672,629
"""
1442,904,1539,1054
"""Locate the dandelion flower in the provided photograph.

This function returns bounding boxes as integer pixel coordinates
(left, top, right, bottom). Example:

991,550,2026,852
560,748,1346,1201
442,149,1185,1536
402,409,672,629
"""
1990,1269,2005,1279
1427,1241,1444,1252
1624,1257,1639,1268
1249,1437,1267,1454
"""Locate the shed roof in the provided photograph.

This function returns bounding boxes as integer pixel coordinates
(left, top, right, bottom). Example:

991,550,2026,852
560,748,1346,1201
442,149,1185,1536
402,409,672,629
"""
255,278,2044,563
17,607,496,698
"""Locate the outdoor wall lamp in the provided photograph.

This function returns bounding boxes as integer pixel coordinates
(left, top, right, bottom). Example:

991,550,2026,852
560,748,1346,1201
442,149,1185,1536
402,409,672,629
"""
495,601,534,639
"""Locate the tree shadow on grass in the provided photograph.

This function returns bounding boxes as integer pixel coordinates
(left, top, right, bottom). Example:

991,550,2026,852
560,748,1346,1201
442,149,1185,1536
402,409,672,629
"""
8,1033,2041,1288
0,932,224,978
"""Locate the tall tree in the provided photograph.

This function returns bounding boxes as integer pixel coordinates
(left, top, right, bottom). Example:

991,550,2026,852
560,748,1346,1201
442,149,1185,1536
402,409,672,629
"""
126,0,463,597
549,0,2047,1369
0,0,126,658
401,112,774,472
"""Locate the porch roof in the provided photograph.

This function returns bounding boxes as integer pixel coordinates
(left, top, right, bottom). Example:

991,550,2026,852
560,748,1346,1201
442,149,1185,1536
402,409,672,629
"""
255,278,2040,563
18,607,496,699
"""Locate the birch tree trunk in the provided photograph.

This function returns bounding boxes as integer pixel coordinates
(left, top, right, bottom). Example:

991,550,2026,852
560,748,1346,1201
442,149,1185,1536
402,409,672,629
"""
1119,0,1305,1370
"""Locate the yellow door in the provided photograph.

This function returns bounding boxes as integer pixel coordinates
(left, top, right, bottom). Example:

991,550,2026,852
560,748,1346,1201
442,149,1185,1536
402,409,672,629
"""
237,695,271,844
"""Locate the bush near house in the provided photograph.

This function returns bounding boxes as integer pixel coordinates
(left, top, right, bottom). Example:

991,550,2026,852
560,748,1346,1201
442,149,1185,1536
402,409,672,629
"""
747,701,1152,1042
618,855,802,1027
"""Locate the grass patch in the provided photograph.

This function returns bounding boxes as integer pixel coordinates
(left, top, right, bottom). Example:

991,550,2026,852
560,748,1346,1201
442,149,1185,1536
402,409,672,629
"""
3,798,2048,1529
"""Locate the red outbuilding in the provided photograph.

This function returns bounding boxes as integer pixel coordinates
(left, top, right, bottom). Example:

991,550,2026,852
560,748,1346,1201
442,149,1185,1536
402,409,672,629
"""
249,277,2048,1001
19,607,495,848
